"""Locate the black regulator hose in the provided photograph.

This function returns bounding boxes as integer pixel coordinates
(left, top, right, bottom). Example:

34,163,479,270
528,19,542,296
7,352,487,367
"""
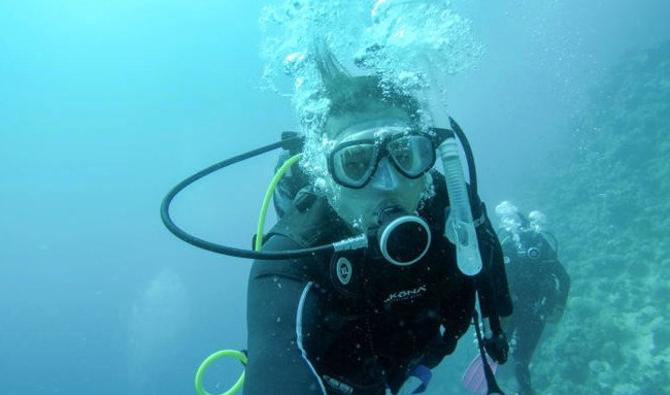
161,124,479,260
160,135,335,260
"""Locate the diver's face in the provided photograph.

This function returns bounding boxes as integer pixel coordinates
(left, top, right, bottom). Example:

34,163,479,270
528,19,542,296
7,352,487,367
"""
326,116,430,230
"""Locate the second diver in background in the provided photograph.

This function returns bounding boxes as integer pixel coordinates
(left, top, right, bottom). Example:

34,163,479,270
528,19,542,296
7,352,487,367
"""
495,202,570,395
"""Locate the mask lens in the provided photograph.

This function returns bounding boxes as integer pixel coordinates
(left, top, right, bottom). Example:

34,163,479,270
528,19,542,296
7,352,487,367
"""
332,143,377,187
388,135,435,177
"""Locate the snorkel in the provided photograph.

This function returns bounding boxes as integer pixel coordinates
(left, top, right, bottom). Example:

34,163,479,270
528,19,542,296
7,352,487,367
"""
439,131,482,276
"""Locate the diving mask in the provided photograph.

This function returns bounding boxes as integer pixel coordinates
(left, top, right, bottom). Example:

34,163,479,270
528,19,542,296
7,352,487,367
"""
328,128,437,189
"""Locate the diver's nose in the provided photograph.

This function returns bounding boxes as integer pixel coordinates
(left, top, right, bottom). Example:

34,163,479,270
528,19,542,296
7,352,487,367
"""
370,157,399,191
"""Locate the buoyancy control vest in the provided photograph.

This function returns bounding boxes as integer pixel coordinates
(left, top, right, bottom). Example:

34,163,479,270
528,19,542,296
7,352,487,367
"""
269,168,513,319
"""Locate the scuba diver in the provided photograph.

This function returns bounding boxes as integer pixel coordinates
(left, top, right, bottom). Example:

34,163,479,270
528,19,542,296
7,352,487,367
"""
242,48,512,395
160,45,513,394
494,202,570,395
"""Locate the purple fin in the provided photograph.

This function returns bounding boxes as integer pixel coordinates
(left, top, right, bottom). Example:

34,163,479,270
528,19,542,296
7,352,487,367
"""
462,354,498,394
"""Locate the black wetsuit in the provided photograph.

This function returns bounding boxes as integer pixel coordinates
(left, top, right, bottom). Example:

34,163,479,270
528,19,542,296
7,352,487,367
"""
245,172,512,395
500,230,570,395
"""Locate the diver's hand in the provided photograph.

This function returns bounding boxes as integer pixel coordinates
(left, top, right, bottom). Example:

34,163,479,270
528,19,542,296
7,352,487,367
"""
483,332,509,364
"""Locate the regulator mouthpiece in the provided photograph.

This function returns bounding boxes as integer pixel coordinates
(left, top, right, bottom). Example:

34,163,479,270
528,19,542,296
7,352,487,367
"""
376,206,431,266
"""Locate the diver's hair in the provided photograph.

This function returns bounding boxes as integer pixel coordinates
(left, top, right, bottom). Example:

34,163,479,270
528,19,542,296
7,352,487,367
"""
313,42,421,136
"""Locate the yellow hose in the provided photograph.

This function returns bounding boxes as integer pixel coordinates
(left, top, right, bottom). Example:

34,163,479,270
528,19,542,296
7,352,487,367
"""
255,154,302,251
195,350,247,395
194,153,301,395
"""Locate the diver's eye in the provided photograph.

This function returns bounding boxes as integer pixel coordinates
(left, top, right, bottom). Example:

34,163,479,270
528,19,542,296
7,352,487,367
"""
388,135,435,177
332,143,377,186
342,150,371,178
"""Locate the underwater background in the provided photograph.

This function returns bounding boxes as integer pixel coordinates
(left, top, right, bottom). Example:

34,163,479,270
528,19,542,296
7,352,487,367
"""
0,1,668,394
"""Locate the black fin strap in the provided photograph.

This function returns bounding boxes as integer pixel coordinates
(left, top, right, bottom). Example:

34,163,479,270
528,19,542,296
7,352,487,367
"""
473,310,506,395
487,310,504,338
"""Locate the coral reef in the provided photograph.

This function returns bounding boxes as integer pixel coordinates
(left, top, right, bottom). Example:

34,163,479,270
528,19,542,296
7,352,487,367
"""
520,42,670,394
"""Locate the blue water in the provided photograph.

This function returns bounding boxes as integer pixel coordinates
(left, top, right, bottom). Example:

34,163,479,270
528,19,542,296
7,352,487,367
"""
1,1,668,394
